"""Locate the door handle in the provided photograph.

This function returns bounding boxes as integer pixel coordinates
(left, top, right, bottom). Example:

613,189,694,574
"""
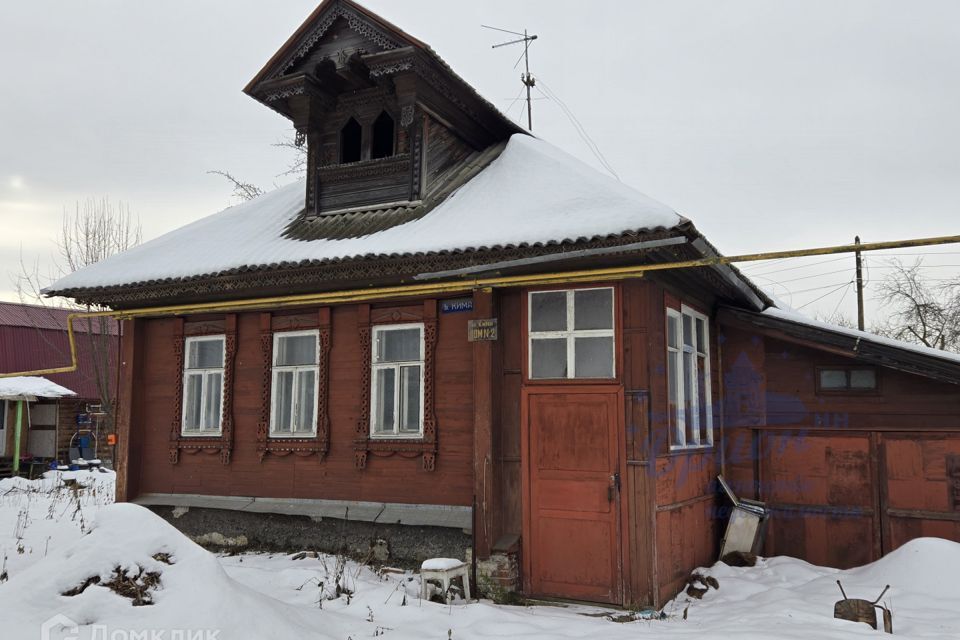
608,472,621,502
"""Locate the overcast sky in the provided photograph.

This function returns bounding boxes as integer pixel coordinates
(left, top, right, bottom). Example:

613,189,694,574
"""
1,0,958,324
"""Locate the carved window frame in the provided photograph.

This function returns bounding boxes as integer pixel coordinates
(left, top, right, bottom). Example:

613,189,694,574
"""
180,334,226,436
370,109,397,160
257,309,331,461
354,300,438,471
270,329,321,438
370,323,425,438
169,315,237,465
333,105,401,166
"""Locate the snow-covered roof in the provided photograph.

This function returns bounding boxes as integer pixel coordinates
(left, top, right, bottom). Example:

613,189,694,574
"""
763,306,960,366
0,376,77,400
46,135,682,294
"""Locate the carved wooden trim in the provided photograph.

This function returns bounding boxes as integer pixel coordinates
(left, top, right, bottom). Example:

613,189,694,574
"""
318,153,410,180
257,309,332,461
221,316,237,464
307,131,320,214
367,53,480,121
354,300,438,470
169,315,237,465
354,304,373,469
370,305,422,324
409,113,424,201
63,231,690,308
168,318,186,464
272,4,402,79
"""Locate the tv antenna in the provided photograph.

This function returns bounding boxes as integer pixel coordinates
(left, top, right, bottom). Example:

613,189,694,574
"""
483,24,538,130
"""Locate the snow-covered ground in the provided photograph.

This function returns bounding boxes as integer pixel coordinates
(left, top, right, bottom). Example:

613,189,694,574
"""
1,472,957,639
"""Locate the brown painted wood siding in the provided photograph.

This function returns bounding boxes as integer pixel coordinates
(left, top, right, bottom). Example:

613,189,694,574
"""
622,280,655,606
721,326,960,568
129,302,475,507
495,279,723,606
495,289,523,540
646,284,722,605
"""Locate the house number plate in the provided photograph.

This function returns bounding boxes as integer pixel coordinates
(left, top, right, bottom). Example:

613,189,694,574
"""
468,318,498,342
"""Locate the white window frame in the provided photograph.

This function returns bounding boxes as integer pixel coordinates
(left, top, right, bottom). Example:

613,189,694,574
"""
181,335,226,436
270,329,320,438
528,287,616,379
667,306,713,449
370,323,425,439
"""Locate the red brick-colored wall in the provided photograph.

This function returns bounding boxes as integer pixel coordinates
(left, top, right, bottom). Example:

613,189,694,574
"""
720,324,960,569
128,301,475,507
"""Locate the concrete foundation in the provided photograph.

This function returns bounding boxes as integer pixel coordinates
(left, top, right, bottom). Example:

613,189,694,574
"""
147,505,471,568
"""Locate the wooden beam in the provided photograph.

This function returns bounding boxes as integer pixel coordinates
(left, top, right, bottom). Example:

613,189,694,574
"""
114,319,142,502
472,288,496,558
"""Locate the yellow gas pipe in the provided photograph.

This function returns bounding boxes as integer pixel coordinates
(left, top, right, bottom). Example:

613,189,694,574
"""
3,232,959,379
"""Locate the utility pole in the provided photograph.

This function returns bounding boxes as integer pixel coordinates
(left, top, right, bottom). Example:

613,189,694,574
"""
855,235,865,331
484,25,538,131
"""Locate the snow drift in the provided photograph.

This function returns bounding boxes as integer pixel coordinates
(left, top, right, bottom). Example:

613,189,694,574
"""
1,503,331,639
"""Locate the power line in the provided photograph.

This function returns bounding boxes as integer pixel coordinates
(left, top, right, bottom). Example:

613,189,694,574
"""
535,79,621,181
503,86,527,118
742,255,851,277
788,280,856,296
796,281,855,310
830,281,854,317
774,267,855,285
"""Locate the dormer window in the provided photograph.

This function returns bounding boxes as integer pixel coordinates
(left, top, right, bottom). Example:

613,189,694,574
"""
371,111,395,159
340,117,362,163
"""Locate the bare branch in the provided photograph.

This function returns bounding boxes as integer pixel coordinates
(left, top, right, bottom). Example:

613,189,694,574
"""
210,130,306,199
206,170,265,202
272,134,308,178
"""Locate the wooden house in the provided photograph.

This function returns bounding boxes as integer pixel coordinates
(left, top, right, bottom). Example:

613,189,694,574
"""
44,0,960,607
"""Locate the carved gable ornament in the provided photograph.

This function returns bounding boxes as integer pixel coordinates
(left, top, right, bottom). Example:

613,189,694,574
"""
257,0,409,84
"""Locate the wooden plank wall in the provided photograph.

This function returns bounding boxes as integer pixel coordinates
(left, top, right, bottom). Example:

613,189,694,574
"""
647,285,722,605
127,302,476,508
495,290,523,541
721,326,960,567
621,280,655,606
884,433,960,547
612,280,722,606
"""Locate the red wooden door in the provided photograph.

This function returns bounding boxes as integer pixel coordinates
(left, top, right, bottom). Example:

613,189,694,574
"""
523,388,623,603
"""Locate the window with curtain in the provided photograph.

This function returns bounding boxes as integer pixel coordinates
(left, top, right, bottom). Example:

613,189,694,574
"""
271,330,320,436
181,335,225,435
371,324,424,437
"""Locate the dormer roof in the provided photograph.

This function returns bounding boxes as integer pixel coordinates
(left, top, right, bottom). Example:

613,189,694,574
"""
243,0,522,146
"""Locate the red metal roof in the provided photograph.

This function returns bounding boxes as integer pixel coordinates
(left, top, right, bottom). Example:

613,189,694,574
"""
0,301,117,333
0,302,117,400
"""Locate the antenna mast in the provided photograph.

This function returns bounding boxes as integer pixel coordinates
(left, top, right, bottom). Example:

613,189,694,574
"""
483,25,538,131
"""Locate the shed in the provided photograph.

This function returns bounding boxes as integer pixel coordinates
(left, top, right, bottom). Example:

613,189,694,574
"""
0,376,76,477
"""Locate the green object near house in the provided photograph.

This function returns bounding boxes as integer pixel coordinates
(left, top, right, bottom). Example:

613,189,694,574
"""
12,399,23,475
0,376,77,477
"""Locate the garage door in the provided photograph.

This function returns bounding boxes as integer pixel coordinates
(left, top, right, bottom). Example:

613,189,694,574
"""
757,429,960,567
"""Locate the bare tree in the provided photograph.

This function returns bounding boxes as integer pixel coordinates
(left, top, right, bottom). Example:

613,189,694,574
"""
15,197,142,460
210,133,306,202
872,259,960,352
813,311,860,330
